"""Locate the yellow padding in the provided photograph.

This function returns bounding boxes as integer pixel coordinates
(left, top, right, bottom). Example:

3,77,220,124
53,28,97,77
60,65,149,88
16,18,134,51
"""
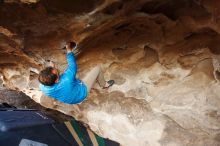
87,129,99,146
65,122,83,146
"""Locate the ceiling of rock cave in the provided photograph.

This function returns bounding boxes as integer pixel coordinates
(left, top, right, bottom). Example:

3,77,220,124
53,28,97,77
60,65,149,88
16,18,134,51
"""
0,0,220,145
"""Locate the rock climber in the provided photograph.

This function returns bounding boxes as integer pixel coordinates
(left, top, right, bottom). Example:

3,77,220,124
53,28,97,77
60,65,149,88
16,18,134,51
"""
38,41,114,104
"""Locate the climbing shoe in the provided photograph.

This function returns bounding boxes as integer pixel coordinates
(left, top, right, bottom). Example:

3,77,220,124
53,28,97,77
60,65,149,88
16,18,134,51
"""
102,80,115,89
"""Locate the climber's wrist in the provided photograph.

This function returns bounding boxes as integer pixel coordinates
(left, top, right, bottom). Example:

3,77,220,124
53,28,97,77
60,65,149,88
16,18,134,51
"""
67,50,72,53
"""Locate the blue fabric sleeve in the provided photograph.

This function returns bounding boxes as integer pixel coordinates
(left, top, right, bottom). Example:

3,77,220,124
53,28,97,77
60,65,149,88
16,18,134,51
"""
64,52,77,79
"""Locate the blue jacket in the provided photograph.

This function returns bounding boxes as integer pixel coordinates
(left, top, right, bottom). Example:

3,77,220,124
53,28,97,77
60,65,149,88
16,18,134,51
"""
40,52,87,104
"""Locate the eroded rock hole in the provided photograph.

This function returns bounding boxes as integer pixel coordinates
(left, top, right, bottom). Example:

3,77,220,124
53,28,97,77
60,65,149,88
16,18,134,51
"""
139,0,196,20
102,1,124,15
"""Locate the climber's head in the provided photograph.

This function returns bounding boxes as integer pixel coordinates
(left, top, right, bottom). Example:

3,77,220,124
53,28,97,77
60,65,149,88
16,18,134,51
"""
38,67,59,86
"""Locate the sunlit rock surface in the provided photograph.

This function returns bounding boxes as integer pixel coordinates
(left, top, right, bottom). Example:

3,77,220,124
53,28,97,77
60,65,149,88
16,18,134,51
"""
0,0,220,145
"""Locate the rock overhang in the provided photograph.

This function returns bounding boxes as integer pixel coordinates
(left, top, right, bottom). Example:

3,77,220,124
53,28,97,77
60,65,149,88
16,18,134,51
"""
0,0,220,145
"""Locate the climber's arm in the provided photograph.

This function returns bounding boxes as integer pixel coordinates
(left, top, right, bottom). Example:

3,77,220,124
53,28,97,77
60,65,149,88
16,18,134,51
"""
63,43,77,79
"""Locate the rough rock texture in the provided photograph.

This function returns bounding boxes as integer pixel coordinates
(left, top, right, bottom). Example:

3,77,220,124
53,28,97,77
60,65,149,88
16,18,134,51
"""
0,0,220,145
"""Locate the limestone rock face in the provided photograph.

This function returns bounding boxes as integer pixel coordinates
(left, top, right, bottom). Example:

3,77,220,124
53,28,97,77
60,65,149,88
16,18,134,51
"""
0,0,220,145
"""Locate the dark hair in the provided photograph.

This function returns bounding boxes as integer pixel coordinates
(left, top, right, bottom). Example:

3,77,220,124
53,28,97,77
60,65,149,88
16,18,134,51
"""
38,67,58,86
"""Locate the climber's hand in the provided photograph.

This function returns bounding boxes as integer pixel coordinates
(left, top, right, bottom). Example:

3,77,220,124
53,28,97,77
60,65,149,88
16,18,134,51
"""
65,43,72,52
65,41,77,53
